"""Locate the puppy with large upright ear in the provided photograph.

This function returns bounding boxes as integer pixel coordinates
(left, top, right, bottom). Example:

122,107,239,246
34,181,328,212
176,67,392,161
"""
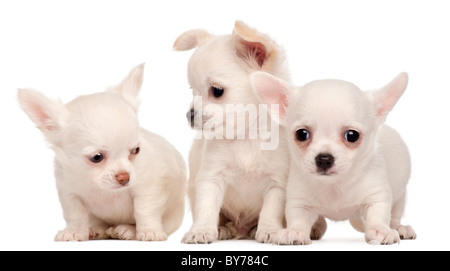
174,21,327,244
251,71,416,245
18,64,187,241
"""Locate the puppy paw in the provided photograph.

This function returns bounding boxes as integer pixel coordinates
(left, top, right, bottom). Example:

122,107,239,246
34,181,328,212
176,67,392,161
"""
182,229,218,244
89,226,109,240
273,229,312,245
396,225,416,240
255,226,280,243
365,225,400,245
55,229,89,242
218,222,237,240
137,230,168,242
106,224,136,240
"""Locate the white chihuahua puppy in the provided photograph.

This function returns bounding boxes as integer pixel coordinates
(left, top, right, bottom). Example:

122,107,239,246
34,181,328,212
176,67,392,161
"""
17,64,187,241
251,71,416,245
174,21,326,244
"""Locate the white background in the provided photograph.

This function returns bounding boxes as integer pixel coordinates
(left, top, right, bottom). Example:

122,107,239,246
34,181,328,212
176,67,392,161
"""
1,0,449,251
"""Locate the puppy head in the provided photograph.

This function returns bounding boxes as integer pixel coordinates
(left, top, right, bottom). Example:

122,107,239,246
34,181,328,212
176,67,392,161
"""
251,72,408,181
174,21,288,136
18,64,145,190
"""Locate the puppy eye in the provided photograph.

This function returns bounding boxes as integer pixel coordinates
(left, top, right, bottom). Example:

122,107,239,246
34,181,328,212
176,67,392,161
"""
211,86,224,98
90,153,104,163
345,130,360,143
295,129,310,142
130,147,140,155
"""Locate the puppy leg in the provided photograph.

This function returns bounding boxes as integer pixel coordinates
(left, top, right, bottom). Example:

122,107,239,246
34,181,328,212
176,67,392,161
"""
134,194,168,242
274,206,318,245
55,194,90,242
390,194,416,240
182,177,227,244
274,192,318,245
365,201,400,245
350,217,365,233
255,185,285,243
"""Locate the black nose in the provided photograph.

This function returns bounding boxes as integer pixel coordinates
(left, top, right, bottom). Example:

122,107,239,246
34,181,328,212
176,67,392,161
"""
186,109,195,128
315,153,335,171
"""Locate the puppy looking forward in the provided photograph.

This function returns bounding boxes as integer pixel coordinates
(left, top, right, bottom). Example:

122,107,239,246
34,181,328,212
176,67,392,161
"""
18,64,187,241
174,21,326,244
251,71,416,245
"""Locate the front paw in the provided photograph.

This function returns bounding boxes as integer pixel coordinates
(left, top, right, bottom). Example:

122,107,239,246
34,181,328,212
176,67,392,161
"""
255,226,280,243
366,225,400,245
89,226,109,240
55,229,89,242
182,228,218,244
218,222,237,240
396,225,416,240
137,229,168,241
273,229,312,245
106,224,136,240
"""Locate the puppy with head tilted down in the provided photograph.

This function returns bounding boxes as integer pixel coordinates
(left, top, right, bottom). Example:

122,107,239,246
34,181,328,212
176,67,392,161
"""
251,71,416,245
174,21,327,244
17,64,187,241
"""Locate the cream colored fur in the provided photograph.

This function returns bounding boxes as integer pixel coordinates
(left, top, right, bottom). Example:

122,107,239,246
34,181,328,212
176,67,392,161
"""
174,21,298,244
17,64,186,241
251,71,416,245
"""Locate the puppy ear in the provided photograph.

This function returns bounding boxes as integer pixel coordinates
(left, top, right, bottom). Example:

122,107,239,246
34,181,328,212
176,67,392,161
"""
17,88,66,143
250,71,291,123
173,29,212,51
233,21,276,69
109,63,145,110
369,72,408,125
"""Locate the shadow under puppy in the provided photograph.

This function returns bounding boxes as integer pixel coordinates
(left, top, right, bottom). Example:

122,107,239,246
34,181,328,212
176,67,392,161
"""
17,64,187,241
251,72,416,245
174,21,326,244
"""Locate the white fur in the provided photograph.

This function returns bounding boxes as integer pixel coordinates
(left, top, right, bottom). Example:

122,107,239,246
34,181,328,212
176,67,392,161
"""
174,21,296,244
251,72,416,245
17,64,187,241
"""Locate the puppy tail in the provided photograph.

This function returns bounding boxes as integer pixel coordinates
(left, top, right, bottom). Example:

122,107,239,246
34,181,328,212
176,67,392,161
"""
350,217,365,233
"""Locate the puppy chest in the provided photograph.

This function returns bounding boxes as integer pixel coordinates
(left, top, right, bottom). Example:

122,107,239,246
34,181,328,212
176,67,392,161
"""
220,172,269,218
228,141,268,173
221,184,264,225
310,185,368,221
84,190,135,225
311,193,365,221
318,205,363,221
